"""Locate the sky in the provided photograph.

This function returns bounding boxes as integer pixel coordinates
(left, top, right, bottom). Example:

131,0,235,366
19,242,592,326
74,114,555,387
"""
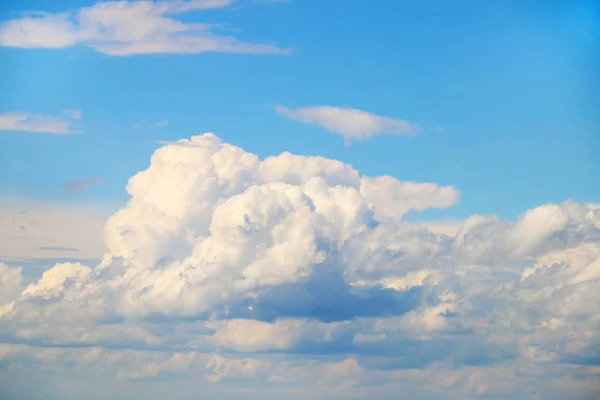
0,1,599,399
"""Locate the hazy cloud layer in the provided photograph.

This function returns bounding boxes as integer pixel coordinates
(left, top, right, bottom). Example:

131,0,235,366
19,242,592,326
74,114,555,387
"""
0,0,289,56
0,198,113,260
0,134,598,399
274,105,418,144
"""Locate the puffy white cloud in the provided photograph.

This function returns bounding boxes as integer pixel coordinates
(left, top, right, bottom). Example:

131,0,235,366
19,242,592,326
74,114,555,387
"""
210,319,303,351
22,262,91,299
1,133,599,400
0,110,81,134
0,1,288,56
360,176,459,220
274,105,419,144
450,200,600,265
507,201,600,257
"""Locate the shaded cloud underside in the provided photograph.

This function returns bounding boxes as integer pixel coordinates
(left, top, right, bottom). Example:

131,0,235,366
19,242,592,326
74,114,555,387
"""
0,133,599,399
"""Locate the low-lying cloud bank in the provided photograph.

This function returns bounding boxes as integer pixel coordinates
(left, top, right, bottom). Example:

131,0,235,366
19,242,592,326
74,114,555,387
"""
1,133,599,399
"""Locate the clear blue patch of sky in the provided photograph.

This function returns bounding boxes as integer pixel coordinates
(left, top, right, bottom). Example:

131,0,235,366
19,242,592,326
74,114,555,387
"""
0,0,598,220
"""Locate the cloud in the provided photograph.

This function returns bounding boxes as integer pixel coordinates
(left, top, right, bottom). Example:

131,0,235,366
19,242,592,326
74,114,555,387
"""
0,0,289,56
360,176,459,220
63,109,82,120
0,110,81,134
0,263,22,304
273,105,419,144
62,178,105,191
0,133,599,399
132,121,146,130
0,197,114,260
131,120,169,130
419,219,464,236
36,246,79,252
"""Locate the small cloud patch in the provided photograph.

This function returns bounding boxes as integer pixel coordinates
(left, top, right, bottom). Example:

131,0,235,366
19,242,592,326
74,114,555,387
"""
62,178,104,191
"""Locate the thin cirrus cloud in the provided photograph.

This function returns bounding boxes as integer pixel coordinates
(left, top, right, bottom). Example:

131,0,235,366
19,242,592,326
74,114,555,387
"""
273,104,419,144
62,178,105,191
0,0,290,56
63,108,82,120
0,109,82,134
131,120,169,130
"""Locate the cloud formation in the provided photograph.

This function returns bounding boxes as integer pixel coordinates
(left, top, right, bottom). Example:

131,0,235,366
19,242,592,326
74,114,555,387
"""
0,133,599,399
274,105,418,144
63,178,105,191
0,110,82,134
0,197,112,260
0,0,289,56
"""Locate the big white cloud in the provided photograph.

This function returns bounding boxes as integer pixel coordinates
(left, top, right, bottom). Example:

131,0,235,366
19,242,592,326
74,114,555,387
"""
0,133,599,400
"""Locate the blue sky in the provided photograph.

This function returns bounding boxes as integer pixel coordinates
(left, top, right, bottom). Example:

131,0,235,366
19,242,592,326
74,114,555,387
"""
0,2,599,400
1,0,598,219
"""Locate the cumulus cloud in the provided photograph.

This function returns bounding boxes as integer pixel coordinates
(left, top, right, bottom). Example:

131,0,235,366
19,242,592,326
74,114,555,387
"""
360,176,459,220
0,110,81,134
0,0,289,56
273,105,419,144
0,133,599,399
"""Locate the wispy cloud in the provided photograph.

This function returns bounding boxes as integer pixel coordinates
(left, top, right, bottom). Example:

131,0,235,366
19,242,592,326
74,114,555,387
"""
273,105,419,145
132,121,146,130
62,178,104,191
0,110,82,134
37,246,79,252
130,120,169,130
0,0,290,56
63,109,82,120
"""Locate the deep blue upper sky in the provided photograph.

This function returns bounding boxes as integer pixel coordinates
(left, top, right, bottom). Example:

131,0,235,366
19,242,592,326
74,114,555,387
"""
0,0,598,220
